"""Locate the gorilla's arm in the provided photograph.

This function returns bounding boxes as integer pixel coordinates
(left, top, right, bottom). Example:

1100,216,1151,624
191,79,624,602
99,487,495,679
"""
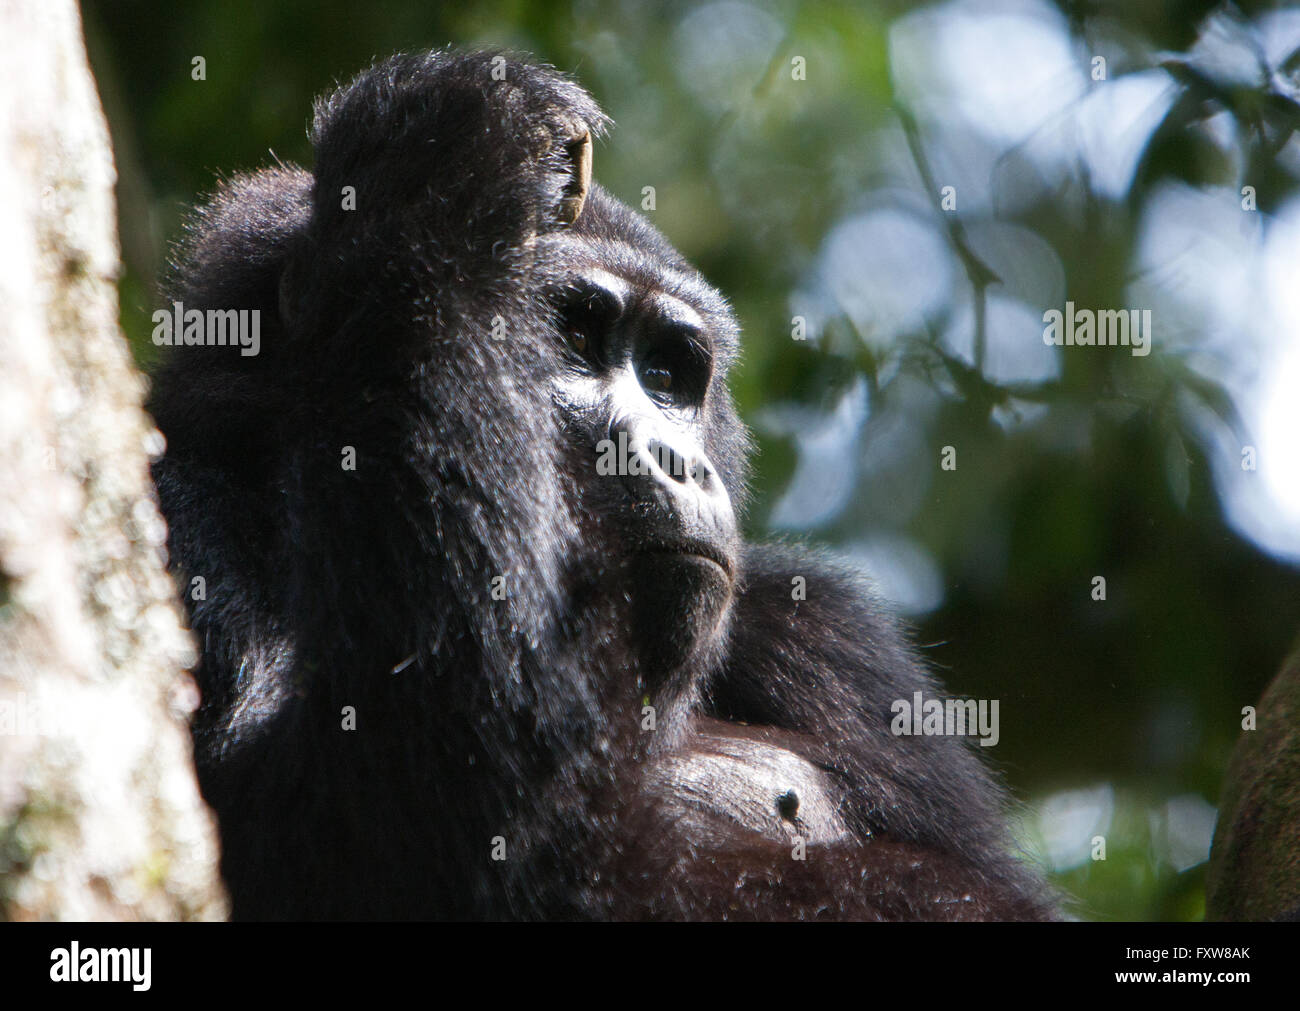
674,542,1058,919
151,51,620,919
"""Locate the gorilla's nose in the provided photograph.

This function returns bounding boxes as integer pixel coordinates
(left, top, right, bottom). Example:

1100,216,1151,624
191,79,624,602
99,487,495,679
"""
643,436,721,496
608,415,729,515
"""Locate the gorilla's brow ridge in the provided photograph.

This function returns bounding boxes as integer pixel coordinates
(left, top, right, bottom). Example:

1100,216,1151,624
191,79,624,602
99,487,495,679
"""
576,238,740,366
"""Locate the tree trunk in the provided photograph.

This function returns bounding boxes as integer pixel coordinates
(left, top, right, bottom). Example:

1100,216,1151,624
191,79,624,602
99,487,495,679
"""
0,0,225,920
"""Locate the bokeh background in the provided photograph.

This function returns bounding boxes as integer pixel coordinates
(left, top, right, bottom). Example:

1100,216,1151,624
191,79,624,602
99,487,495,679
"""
85,0,1300,920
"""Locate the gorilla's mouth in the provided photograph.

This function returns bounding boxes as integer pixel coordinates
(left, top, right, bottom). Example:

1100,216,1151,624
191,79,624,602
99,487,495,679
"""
642,541,736,581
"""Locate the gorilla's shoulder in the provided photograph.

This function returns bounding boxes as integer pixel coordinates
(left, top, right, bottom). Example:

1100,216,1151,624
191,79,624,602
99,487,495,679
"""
734,539,922,670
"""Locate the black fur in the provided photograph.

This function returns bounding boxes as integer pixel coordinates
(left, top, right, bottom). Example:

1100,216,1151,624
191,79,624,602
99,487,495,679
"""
149,48,1056,920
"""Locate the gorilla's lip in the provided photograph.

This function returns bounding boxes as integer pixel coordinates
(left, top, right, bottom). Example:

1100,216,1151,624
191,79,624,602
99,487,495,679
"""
639,541,736,580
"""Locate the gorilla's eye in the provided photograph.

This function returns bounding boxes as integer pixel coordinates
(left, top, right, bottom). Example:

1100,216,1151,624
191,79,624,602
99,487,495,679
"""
643,366,673,392
554,281,623,364
638,328,709,409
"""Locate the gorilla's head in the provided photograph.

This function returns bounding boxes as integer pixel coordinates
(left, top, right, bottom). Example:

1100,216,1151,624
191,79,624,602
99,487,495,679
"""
180,53,753,721
541,184,750,688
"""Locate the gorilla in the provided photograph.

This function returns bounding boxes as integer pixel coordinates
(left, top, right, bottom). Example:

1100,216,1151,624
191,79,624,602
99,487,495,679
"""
148,49,1056,920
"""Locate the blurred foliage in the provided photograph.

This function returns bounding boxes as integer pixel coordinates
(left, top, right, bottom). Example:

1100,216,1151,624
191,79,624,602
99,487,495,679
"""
86,0,1300,920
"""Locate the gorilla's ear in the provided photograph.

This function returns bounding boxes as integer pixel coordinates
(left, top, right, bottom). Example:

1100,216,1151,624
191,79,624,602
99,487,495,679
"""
163,166,312,337
277,250,302,331
555,129,592,226
276,223,317,333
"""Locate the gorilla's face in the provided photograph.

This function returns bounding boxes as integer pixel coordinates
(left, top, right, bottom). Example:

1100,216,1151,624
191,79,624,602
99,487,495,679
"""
542,187,747,683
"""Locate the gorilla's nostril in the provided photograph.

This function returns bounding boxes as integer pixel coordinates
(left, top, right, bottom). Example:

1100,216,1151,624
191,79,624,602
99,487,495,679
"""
647,439,691,484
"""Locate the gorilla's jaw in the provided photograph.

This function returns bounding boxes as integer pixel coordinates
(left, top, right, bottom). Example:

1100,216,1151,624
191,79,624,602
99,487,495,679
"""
626,552,734,693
